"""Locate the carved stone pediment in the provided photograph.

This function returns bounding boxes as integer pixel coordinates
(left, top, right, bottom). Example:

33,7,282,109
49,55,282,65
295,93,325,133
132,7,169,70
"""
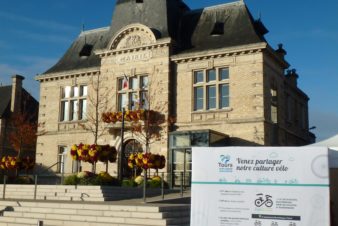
110,24,157,50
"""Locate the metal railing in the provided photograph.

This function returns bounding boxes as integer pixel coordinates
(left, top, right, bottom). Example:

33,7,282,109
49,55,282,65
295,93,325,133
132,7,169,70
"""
142,171,191,203
1,170,191,202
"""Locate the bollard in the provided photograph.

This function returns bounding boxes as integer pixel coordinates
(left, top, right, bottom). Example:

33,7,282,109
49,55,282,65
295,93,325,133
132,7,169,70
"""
34,175,38,200
143,169,147,203
3,175,7,200
161,172,165,200
37,220,43,226
180,172,183,198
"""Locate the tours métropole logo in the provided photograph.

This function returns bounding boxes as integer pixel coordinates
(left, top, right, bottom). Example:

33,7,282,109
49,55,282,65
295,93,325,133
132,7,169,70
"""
218,155,233,172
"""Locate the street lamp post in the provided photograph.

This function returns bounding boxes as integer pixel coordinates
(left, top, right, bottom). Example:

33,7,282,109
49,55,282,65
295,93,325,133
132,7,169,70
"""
118,108,125,182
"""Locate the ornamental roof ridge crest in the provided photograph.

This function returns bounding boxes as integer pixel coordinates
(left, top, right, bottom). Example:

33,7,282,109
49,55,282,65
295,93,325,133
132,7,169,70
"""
108,23,157,50
79,27,110,37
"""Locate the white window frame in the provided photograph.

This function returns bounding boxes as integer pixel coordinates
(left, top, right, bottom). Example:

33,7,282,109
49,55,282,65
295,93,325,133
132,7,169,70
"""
193,67,230,111
60,85,87,122
117,75,149,111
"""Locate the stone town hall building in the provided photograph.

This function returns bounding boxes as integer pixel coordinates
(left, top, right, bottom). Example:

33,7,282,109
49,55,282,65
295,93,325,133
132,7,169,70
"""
35,0,313,183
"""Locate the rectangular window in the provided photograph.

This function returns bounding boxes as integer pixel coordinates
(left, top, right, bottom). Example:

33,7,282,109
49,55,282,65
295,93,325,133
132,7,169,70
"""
194,71,204,84
118,78,124,91
73,87,79,97
193,67,229,111
220,84,229,108
60,101,69,122
80,85,87,96
207,86,216,109
79,99,87,120
63,86,71,98
57,146,67,173
219,68,229,80
270,87,278,124
129,92,139,110
140,91,149,109
70,100,79,121
271,105,278,123
117,75,148,111
140,76,148,89
60,85,87,122
194,87,204,111
130,77,138,90
118,93,127,111
207,69,216,82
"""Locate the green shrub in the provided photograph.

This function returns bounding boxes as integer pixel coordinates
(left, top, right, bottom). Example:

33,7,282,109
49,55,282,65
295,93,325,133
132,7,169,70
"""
64,175,79,185
147,179,161,188
7,176,34,184
121,179,137,187
137,178,169,188
63,173,119,186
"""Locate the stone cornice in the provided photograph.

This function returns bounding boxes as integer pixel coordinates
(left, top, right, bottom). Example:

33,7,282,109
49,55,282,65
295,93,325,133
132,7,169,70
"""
35,67,100,82
171,42,267,63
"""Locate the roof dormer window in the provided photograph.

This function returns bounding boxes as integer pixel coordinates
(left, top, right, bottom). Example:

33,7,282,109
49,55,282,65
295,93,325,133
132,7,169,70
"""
79,44,93,58
210,22,224,36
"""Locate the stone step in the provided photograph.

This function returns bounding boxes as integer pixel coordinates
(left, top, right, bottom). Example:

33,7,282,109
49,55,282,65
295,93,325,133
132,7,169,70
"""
0,195,162,202
1,205,189,219
0,212,189,226
0,190,159,196
0,185,171,202
0,185,167,191
0,201,190,213
2,196,106,202
0,200,190,226
0,216,170,226
2,212,188,225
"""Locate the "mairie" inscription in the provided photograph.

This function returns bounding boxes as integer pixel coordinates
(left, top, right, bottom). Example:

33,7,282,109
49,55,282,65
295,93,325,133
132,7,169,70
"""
116,51,152,64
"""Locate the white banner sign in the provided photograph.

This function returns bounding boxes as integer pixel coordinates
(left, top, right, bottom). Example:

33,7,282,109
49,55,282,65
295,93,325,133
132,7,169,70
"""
191,147,330,226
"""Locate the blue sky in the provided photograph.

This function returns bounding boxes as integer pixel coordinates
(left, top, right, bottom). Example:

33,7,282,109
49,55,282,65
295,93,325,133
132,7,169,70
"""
0,0,337,141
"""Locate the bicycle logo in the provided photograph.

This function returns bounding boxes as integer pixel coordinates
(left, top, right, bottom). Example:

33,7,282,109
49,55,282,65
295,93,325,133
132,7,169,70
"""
255,193,273,208
254,220,262,226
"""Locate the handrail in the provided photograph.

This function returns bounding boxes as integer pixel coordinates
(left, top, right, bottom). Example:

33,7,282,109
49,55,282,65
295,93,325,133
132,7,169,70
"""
35,162,62,176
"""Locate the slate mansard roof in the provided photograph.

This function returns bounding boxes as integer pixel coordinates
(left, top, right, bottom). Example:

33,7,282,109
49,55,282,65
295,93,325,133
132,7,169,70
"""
0,86,12,118
42,0,268,75
179,2,267,52
44,27,110,74
0,85,38,119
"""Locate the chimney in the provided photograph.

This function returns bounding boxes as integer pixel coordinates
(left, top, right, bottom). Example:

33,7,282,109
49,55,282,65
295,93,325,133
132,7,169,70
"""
276,43,287,59
285,69,298,87
11,74,25,113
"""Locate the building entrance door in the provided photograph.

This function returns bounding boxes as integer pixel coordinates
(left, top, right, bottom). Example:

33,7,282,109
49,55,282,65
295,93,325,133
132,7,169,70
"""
172,149,192,187
122,139,143,178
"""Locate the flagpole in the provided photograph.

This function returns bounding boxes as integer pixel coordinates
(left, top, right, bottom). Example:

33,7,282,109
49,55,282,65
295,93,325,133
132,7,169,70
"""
118,107,125,182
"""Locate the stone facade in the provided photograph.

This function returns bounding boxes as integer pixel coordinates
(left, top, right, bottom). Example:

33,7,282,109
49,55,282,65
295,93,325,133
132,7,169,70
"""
35,0,313,177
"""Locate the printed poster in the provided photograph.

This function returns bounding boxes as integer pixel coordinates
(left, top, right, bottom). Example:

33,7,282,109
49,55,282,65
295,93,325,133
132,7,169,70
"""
191,147,330,226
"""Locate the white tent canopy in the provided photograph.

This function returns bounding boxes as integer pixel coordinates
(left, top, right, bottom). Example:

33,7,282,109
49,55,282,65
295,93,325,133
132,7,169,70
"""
309,134,338,149
309,134,338,168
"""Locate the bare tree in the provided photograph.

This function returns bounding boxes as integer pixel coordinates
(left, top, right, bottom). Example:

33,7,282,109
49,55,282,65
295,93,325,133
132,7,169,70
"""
129,69,176,153
79,73,111,145
78,73,112,172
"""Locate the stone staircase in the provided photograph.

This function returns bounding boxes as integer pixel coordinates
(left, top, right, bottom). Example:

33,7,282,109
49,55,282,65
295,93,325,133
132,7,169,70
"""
0,185,171,202
0,200,191,226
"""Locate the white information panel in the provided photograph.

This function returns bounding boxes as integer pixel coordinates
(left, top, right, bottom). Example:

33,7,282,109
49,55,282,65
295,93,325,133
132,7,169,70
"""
191,147,330,226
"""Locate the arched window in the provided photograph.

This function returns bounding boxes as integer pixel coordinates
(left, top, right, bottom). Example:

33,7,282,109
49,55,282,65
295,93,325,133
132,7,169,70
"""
122,139,143,178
